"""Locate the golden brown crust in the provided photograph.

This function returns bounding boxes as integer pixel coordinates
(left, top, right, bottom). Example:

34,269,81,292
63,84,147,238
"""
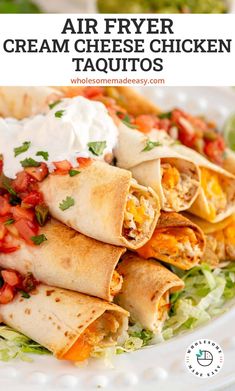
0,218,126,301
0,285,129,358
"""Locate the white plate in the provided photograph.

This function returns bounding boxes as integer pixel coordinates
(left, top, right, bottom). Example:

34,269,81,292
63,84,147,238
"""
1,87,235,391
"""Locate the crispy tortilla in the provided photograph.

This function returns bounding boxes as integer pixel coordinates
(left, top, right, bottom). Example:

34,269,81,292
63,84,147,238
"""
0,284,128,360
0,219,125,301
116,253,184,331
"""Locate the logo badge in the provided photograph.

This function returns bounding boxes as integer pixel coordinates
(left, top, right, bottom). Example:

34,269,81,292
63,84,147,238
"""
185,339,224,378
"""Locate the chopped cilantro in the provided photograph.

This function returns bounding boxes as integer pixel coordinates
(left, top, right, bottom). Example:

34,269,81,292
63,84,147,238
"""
4,219,15,226
88,141,107,156
59,196,75,211
69,169,80,177
20,158,41,168
49,100,61,110
36,151,49,161
14,141,31,157
142,140,162,152
19,290,30,299
2,177,17,196
31,234,47,245
54,110,65,118
158,111,172,119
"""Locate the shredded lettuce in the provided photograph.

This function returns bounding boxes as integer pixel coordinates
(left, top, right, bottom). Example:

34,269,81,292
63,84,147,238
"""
0,326,50,362
163,263,235,338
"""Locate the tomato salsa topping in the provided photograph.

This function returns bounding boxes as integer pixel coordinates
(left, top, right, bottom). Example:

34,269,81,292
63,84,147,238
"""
0,269,38,304
0,153,92,254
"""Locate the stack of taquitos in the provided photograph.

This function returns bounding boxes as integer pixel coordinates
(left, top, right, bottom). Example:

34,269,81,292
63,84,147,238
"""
0,87,200,361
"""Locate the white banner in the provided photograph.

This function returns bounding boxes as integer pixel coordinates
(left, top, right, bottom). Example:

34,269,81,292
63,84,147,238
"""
0,14,234,86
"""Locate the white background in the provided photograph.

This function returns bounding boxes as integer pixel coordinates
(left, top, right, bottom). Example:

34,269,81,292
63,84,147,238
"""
0,14,234,86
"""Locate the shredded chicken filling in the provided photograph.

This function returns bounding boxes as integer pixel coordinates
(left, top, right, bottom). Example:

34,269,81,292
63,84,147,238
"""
161,163,197,210
110,270,123,297
205,222,235,263
123,190,155,240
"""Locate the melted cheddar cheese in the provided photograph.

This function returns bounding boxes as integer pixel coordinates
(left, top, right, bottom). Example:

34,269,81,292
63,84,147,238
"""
138,227,198,259
224,222,235,245
161,164,180,190
200,167,227,219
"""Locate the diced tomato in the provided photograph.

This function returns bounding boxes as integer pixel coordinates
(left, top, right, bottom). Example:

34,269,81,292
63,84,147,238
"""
15,218,38,244
0,159,3,174
0,284,15,304
0,196,11,216
0,245,19,253
12,205,34,222
171,108,188,123
53,160,72,175
84,87,104,99
0,223,7,240
53,160,72,171
204,137,225,165
12,171,32,193
22,191,43,207
77,157,92,169
135,115,155,134
179,131,196,148
25,163,48,182
1,270,21,287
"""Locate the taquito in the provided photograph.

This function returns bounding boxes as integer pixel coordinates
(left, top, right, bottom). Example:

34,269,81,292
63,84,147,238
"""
114,124,200,212
116,253,184,331
171,143,235,222
0,284,128,361
0,87,62,119
0,219,125,301
39,161,160,249
137,212,205,270
186,213,235,267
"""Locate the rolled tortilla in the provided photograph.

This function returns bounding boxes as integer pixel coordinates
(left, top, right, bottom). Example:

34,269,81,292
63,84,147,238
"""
171,143,235,222
0,284,128,361
0,87,62,119
0,219,125,301
114,124,200,212
39,161,160,249
186,213,235,267
137,212,206,270
116,253,184,331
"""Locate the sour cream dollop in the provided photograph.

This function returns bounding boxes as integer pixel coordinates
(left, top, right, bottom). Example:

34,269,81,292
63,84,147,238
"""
0,96,118,179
